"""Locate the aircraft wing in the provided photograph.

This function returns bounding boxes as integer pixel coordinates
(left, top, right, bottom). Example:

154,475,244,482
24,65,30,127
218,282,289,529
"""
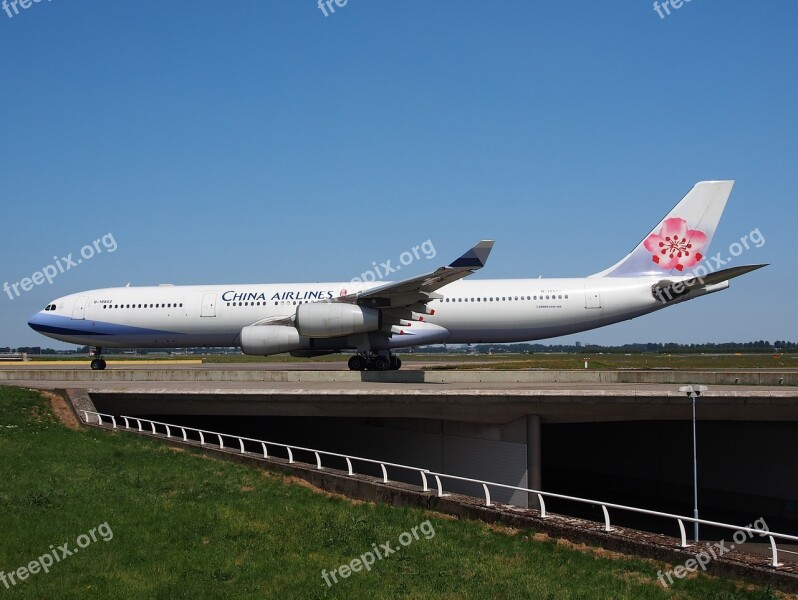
338,240,494,310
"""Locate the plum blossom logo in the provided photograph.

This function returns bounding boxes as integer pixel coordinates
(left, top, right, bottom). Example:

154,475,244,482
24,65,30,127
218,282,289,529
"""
643,218,706,271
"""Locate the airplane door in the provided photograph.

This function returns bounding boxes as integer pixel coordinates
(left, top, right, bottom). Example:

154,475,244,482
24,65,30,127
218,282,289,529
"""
201,293,217,317
71,296,88,320
584,283,601,309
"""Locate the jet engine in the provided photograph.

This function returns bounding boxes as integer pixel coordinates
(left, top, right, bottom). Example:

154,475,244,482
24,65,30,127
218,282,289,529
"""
240,325,310,355
294,303,380,338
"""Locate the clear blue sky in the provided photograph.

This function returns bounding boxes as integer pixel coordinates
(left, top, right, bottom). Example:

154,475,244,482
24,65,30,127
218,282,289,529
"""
1,1,795,348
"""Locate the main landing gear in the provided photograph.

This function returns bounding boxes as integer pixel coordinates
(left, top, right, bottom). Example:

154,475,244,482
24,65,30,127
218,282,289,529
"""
347,352,402,371
90,347,107,370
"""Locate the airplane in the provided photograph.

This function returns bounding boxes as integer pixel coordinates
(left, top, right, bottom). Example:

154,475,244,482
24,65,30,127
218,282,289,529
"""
28,181,766,371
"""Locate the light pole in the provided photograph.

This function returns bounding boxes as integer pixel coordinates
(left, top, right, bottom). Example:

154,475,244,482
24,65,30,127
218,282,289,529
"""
679,384,707,542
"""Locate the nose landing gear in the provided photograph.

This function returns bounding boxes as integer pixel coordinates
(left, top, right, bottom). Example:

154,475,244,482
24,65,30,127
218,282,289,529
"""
90,347,107,370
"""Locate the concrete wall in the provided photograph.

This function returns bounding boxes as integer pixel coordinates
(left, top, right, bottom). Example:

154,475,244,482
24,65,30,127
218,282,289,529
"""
5,368,797,385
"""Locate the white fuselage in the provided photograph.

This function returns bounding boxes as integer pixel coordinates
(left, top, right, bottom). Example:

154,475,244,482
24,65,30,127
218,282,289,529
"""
27,276,714,349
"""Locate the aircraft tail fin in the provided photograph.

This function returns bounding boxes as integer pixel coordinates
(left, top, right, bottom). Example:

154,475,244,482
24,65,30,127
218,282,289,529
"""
591,180,734,278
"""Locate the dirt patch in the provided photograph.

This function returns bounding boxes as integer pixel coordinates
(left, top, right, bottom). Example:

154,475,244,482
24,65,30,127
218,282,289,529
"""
524,530,651,563
552,536,644,562
485,522,522,536
37,390,79,430
423,510,458,522
260,470,373,506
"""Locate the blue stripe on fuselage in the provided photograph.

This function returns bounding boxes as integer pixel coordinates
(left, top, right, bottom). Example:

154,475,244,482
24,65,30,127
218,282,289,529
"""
27,313,183,338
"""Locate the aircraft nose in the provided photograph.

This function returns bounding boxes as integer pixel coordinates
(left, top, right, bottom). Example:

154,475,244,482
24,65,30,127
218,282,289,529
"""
28,312,48,333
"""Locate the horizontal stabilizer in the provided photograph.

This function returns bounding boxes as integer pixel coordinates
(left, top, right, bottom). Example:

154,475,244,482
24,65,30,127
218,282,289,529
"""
652,264,767,303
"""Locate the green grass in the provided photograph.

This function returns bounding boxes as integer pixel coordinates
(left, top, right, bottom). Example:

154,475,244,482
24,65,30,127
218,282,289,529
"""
421,352,795,371
0,387,783,599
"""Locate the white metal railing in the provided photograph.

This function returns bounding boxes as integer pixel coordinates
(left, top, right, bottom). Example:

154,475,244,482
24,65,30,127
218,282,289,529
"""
81,410,431,492
81,410,798,568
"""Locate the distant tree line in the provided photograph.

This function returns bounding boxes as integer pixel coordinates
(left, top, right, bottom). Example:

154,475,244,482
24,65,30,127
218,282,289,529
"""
461,340,796,354
410,340,797,354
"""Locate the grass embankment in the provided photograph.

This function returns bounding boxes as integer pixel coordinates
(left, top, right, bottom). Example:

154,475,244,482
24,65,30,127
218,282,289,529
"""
0,387,785,598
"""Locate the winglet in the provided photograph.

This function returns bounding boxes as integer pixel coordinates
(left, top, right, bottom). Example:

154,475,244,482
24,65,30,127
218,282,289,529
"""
449,240,494,269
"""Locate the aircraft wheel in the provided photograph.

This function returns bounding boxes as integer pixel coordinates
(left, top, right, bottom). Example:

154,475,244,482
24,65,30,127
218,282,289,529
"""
90,358,106,370
348,355,366,371
374,355,391,371
390,357,402,370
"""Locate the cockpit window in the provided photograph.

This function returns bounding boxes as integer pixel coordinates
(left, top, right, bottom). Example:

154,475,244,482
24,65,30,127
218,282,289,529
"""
43,304,56,311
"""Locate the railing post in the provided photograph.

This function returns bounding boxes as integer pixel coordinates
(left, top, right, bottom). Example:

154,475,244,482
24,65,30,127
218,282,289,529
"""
601,505,613,532
150,421,156,435
199,431,205,445
677,519,689,548
345,457,353,476
82,410,88,422
122,416,130,429
181,427,187,441
380,463,388,484
314,452,323,470
261,442,268,458
287,447,294,464
420,470,429,492
217,434,224,449
537,494,547,518
239,438,245,454
482,483,492,507
136,419,142,432
434,475,443,497
97,414,104,426
165,425,171,438
110,416,117,429
769,535,783,567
